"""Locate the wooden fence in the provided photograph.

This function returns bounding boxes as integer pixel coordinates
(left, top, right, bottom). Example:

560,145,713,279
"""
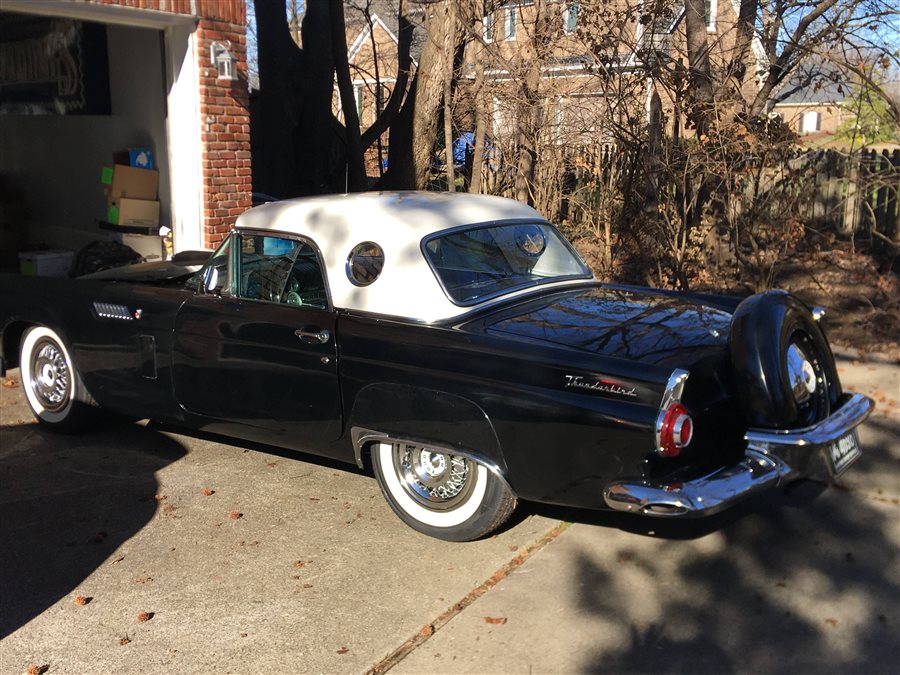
803,148,899,242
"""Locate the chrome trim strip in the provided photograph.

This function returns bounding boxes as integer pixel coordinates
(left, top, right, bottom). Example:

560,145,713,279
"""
744,393,874,448
604,449,789,517
655,368,690,455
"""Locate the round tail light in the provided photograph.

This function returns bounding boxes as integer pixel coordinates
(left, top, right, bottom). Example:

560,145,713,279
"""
658,403,693,458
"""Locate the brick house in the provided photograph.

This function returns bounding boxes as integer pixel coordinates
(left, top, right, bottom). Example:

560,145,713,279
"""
0,0,251,263
338,1,767,174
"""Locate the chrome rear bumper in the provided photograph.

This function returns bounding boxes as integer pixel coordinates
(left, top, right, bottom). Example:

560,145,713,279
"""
603,393,875,517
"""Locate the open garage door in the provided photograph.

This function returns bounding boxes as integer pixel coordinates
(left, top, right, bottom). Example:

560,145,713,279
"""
0,3,204,272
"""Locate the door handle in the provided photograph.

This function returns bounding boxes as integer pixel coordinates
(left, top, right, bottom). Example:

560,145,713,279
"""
295,328,331,344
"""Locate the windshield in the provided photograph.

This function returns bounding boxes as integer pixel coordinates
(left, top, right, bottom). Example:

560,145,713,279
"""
423,222,592,305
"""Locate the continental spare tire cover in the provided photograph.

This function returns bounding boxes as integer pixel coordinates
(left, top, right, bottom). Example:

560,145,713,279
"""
729,290,841,429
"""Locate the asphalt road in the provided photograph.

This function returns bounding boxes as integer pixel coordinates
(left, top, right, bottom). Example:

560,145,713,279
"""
1,354,898,675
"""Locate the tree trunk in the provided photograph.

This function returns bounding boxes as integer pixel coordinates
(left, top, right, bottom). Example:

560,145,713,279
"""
410,0,459,189
254,0,337,197
329,0,367,191
469,23,486,194
683,0,714,136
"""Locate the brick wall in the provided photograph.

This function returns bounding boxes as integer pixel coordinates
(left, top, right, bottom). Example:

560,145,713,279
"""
92,0,252,248
196,17,252,248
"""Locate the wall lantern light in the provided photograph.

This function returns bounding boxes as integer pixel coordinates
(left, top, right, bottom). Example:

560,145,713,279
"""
210,41,237,81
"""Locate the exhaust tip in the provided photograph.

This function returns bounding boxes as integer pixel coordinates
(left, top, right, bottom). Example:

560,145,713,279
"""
641,503,689,516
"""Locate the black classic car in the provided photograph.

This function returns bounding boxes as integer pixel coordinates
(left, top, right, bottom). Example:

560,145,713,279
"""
0,192,874,541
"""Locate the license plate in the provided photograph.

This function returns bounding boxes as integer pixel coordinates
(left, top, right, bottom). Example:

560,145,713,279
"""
827,430,862,477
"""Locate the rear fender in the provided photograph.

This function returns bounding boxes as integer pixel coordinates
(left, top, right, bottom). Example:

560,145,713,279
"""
347,383,505,475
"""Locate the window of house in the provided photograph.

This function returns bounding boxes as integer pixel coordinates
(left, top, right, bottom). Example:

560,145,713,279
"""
505,6,517,40
484,13,495,42
563,3,579,34
355,85,364,122
801,111,821,134
705,0,717,31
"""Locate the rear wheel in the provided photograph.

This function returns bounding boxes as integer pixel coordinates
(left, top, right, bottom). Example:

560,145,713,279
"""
371,441,516,541
20,326,93,431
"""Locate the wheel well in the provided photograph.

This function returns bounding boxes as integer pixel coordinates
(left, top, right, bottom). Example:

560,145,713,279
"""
1,321,34,371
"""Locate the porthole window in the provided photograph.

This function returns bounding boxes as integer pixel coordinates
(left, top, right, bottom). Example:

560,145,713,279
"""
347,242,385,286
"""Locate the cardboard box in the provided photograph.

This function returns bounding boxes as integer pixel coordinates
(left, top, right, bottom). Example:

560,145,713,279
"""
115,198,160,227
113,148,155,170
19,249,74,277
108,164,158,201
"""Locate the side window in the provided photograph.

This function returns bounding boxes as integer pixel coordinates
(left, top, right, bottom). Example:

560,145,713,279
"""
238,233,328,309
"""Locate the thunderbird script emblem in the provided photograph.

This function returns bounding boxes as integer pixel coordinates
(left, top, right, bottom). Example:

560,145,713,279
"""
564,375,638,398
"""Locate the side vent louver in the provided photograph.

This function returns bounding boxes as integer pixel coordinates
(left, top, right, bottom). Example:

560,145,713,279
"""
94,302,134,321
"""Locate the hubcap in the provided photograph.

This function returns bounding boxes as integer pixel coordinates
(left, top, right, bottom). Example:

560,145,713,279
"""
786,332,829,426
786,343,817,403
31,339,70,412
394,444,474,511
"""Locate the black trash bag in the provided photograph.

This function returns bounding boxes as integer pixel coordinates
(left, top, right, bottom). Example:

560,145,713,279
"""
69,240,142,277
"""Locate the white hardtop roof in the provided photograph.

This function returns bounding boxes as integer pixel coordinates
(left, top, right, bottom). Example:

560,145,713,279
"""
235,191,576,322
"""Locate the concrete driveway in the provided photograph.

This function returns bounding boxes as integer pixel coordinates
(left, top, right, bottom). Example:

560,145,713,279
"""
1,354,898,674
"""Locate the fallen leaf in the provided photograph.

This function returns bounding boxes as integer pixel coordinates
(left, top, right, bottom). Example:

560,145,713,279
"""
240,632,248,638
302,583,313,589
229,511,243,520
484,617,508,625
201,488,215,496
825,618,838,627
154,494,167,502
119,635,131,646
308,497,320,502
294,560,306,570
419,624,435,637
336,647,349,655
110,556,125,565
137,611,154,622
266,462,277,468
74,595,92,606
134,575,153,584
2,378,17,388
26,664,48,675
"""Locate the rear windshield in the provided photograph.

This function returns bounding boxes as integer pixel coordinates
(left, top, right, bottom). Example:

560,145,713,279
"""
423,223,592,305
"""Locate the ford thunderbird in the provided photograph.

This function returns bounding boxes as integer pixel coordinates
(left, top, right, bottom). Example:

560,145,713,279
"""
0,192,874,540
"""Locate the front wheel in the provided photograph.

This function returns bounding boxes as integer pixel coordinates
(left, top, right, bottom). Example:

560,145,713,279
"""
20,326,94,431
371,442,516,541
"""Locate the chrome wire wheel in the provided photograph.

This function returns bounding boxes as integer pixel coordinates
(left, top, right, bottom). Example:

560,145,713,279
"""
19,325,92,429
393,444,476,512
372,440,516,540
29,338,71,413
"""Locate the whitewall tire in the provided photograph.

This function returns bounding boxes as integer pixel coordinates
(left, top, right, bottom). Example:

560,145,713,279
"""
20,326,92,431
372,441,516,541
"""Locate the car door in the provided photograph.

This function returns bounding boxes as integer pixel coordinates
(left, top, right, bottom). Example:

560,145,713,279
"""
173,231,340,447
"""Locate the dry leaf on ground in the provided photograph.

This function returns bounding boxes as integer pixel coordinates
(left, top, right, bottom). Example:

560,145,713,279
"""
201,487,215,496
484,616,508,625
74,595,91,606
229,511,243,520
137,611,154,622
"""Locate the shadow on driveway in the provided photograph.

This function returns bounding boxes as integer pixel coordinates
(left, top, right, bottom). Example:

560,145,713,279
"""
0,422,186,638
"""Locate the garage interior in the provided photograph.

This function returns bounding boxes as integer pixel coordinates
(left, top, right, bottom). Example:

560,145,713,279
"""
0,10,174,272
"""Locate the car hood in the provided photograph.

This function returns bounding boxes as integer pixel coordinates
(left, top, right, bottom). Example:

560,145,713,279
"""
79,259,204,283
486,284,734,370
